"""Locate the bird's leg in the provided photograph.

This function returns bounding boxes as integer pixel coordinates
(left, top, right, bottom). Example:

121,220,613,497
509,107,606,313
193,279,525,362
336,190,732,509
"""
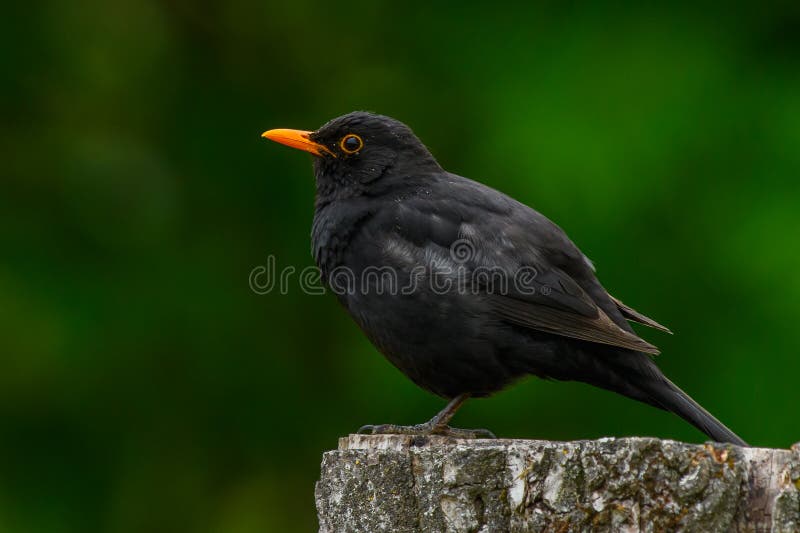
358,394,496,439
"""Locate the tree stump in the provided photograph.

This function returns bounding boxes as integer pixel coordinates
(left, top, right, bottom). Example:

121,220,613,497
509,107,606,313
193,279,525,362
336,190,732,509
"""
315,435,800,532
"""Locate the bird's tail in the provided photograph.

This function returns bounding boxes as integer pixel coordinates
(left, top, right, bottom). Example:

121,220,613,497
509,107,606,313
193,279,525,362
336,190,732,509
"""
643,376,748,447
541,345,748,446
574,349,748,446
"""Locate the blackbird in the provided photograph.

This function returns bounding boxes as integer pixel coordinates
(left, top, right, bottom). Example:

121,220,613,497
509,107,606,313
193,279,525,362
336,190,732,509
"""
262,111,746,445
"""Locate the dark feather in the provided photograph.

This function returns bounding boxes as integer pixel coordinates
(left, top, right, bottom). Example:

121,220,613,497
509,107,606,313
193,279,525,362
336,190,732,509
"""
612,296,673,334
489,292,660,354
382,178,661,354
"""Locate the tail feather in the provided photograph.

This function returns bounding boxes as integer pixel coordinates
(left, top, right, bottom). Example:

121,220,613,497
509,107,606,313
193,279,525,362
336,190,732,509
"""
644,377,748,446
543,343,748,446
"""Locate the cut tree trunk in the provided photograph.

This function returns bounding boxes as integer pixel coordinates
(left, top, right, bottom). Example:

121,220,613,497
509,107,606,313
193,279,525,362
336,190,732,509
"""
315,435,800,532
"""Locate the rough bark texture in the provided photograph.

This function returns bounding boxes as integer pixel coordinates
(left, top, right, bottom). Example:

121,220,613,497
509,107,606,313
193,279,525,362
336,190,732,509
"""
316,435,800,532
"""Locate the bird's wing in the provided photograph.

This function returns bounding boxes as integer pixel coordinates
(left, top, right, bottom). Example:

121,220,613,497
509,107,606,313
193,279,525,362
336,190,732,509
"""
610,296,672,334
488,280,659,355
386,175,660,354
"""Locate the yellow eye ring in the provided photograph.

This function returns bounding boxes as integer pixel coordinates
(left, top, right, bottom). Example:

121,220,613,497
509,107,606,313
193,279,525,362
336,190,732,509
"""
340,134,363,154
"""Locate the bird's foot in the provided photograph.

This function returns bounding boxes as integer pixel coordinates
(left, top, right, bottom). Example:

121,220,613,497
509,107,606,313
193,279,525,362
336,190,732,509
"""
357,422,496,439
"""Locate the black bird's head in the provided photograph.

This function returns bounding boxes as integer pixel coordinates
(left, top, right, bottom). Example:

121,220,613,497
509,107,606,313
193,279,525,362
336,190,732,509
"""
263,112,441,200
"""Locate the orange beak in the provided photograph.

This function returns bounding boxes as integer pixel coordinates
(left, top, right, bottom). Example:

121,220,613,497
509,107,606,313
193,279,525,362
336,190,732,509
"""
261,128,334,157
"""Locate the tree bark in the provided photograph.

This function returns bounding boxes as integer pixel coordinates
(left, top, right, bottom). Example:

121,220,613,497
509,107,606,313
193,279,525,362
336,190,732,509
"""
315,435,800,532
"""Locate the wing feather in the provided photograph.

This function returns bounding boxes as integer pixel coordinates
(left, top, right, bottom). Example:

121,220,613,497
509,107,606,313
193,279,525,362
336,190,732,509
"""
611,296,672,334
387,177,663,354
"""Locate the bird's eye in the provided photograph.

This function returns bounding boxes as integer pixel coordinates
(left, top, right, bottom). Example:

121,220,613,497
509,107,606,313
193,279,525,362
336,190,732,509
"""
340,134,363,154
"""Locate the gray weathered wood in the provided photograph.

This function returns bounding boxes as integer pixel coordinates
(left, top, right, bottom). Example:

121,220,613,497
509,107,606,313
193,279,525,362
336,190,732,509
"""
316,435,800,532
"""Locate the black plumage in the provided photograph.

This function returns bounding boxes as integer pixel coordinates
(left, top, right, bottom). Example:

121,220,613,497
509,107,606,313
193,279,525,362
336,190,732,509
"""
262,112,746,446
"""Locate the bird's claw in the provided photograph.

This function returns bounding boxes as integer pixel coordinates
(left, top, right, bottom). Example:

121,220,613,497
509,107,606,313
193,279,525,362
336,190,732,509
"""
357,423,496,439
439,426,496,439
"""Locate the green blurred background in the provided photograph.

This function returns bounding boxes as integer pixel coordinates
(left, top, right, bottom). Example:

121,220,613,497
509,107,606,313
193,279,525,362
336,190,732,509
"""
2,2,799,531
